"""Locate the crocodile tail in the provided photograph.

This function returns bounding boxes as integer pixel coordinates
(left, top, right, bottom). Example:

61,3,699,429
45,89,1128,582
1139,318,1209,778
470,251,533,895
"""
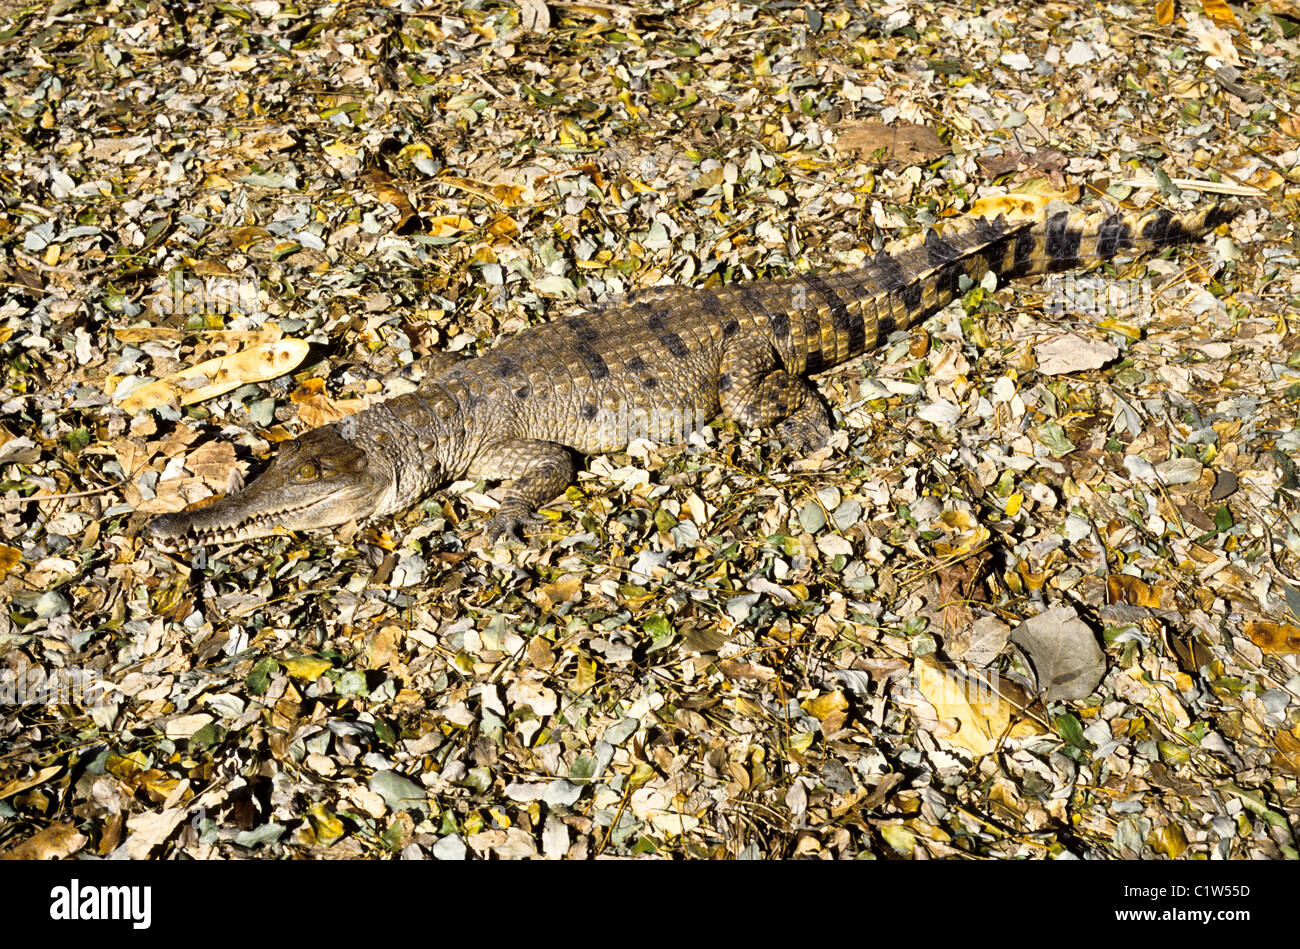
720,200,1231,375
993,201,1235,279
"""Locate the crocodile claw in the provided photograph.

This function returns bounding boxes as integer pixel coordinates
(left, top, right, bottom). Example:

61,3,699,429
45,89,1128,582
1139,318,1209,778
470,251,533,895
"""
485,501,547,544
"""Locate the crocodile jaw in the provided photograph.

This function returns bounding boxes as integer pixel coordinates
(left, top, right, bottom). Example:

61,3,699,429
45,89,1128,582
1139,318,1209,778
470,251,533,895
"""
147,426,394,548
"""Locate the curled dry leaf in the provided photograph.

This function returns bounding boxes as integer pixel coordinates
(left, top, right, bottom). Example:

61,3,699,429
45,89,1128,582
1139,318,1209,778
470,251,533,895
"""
0,821,87,860
118,340,309,413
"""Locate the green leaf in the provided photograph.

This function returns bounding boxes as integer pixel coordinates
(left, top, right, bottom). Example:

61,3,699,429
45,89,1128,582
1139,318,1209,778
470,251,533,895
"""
1054,712,1090,749
1038,421,1076,458
569,754,597,781
643,613,675,651
520,83,563,106
245,657,278,696
1213,504,1233,531
336,669,368,696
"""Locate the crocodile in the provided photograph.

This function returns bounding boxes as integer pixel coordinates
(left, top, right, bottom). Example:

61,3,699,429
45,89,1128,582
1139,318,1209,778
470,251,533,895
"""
147,201,1232,548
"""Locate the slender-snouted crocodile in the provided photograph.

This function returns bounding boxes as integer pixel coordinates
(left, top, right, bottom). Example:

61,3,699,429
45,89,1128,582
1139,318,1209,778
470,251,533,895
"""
147,201,1232,548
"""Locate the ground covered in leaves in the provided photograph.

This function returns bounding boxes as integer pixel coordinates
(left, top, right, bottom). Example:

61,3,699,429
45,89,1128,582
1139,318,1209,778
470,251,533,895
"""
1,0,1299,860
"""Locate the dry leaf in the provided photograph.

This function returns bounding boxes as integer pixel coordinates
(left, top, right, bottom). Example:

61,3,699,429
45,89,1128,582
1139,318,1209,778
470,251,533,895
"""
534,574,583,610
913,656,1043,757
1034,334,1119,375
0,545,20,580
1187,17,1241,65
124,807,188,858
0,765,61,801
802,689,849,722
1244,620,1300,654
1201,0,1240,29
0,821,87,860
1010,605,1107,701
969,186,1075,224
119,339,309,413
361,169,417,230
1107,575,1177,610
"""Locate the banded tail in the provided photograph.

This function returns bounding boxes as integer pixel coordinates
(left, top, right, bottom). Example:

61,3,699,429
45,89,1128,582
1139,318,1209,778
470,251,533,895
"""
754,201,1234,375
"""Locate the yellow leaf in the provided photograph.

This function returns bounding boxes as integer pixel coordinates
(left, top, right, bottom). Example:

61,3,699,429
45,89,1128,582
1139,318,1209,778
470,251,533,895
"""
306,803,345,845
1201,0,1240,28
397,142,433,163
0,545,20,580
789,731,816,753
1150,822,1187,858
282,656,332,681
914,656,1043,757
426,214,475,236
969,188,1071,224
1097,318,1141,340
1248,168,1284,191
535,574,583,611
487,213,520,239
880,824,915,855
571,655,596,694
1156,0,1175,24
1244,620,1300,654
1108,574,1175,609
801,690,849,722
1004,493,1023,517
119,339,310,413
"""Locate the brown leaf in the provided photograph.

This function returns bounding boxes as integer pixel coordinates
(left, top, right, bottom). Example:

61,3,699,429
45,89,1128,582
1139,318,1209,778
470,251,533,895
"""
0,765,61,801
292,389,366,428
361,168,417,230
1273,729,1300,777
1244,620,1300,654
1107,575,1176,610
0,821,87,860
937,549,992,636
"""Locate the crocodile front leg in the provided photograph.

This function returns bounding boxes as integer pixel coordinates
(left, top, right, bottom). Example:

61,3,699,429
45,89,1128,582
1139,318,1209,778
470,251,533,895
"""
718,334,832,453
468,438,576,541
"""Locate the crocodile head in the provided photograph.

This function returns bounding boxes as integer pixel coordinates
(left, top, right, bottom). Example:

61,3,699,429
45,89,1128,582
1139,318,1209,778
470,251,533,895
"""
147,424,395,548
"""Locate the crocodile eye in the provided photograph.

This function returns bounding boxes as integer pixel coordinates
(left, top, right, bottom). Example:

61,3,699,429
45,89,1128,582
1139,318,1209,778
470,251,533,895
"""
297,462,318,480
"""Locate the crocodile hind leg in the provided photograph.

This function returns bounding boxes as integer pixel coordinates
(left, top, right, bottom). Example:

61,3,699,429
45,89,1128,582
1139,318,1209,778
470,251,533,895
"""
467,438,576,541
718,334,832,452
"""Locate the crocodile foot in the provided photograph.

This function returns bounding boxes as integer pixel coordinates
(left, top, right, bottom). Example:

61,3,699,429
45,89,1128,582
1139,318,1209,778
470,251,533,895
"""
485,500,548,544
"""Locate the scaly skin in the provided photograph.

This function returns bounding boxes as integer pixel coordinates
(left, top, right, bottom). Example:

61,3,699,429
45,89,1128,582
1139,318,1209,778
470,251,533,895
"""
147,202,1232,548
